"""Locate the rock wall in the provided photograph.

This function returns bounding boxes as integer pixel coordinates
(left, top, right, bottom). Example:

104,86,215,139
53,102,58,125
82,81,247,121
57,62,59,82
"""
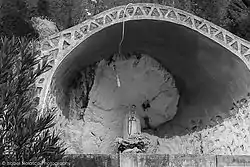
49,53,179,154
151,94,250,155
31,17,59,39
48,53,250,155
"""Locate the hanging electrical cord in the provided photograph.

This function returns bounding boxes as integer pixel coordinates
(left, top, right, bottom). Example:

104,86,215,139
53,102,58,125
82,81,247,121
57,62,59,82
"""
113,3,133,88
118,3,133,55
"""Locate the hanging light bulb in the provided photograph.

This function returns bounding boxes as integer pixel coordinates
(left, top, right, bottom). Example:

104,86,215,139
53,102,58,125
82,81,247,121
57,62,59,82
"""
116,74,121,87
112,64,121,87
113,3,132,88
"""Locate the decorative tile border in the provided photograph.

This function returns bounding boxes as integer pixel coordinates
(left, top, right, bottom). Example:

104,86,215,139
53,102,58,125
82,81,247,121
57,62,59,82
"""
35,3,250,114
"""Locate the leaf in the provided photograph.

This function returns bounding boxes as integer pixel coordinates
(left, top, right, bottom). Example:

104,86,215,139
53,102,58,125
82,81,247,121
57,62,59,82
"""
0,37,66,162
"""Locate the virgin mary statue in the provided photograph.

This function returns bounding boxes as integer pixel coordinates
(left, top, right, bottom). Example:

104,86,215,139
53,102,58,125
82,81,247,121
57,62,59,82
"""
123,105,141,139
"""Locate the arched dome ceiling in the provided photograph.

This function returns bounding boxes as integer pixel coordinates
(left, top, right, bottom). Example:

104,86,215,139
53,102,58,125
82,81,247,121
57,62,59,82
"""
53,19,250,133
35,3,250,136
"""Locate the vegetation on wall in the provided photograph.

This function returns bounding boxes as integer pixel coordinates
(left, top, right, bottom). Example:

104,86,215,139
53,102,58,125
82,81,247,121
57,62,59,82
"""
1,0,250,41
0,37,66,165
0,0,39,38
0,0,250,161
36,0,250,41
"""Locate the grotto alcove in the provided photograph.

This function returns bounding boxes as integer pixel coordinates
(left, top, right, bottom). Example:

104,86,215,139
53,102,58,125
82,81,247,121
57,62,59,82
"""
51,19,250,144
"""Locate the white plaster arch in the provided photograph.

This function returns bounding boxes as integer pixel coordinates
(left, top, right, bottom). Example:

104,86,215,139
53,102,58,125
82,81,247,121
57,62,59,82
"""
35,3,250,115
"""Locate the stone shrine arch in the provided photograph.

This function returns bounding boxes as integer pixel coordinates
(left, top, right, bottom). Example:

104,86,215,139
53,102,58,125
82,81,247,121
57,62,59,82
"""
35,3,250,136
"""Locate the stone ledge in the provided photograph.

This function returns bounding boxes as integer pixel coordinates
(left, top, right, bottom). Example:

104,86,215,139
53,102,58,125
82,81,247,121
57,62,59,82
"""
168,154,216,167
62,154,119,167
217,155,250,167
62,154,250,167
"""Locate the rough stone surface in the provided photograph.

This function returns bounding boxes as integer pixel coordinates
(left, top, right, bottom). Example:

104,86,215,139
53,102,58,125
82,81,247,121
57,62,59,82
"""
148,95,250,155
90,55,179,129
38,3,250,158
49,54,250,155
31,17,59,39
50,54,179,154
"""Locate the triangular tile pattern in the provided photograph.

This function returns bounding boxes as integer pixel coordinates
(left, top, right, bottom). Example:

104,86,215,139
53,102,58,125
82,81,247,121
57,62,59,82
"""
225,35,233,44
151,8,160,17
89,22,99,31
33,97,40,106
41,54,50,62
48,59,55,66
95,17,104,25
80,25,88,34
63,33,71,40
210,26,218,35
159,8,168,17
119,9,129,19
38,78,45,84
119,10,124,18
36,87,43,95
46,53,54,62
142,6,152,15
36,50,42,58
110,11,118,20
245,54,250,61
35,42,41,50
105,15,113,24
178,13,187,21
184,17,193,26
126,7,134,16
241,44,249,55
44,65,53,72
46,4,250,68
167,10,177,19
200,24,209,33
215,32,224,41
50,36,60,47
62,40,70,50
42,41,52,51
135,7,144,16
74,31,83,40
231,41,238,51
194,19,202,29
49,49,59,59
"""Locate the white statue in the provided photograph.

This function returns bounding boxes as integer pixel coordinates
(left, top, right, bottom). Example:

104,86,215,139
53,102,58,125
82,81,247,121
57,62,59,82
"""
123,105,141,139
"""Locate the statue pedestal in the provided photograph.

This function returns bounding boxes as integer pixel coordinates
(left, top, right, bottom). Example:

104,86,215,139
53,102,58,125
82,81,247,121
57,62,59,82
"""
118,105,149,167
120,155,136,167
120,153,137,167
120,153,147,167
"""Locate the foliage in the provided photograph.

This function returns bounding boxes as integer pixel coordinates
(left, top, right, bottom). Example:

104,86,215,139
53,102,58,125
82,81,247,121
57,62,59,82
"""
0,0,39,38
34,0,250,40
231,15,250,40
0,37,66,165
2,0,250,41
37,0,50,17
41,0,107,30
226,0,250,40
